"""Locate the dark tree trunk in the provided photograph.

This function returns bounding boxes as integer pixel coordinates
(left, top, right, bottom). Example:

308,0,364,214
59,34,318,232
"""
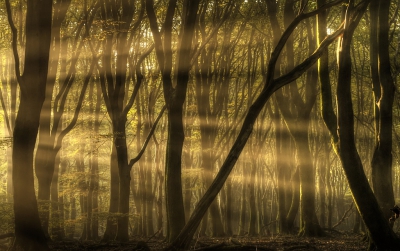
90,80,101,240
238,163,247,236
274,109,292,233
68,195,77,239
248,159,258,236
101,146,119,242
7,0,53,249
34,0,71,238
59,160,67,239
50,152,63,240
77,143,88,241
114,122,130,242
225,177,233,236
146,0,200,241
286,166,300,231
370,0,396,224
318,143,327,229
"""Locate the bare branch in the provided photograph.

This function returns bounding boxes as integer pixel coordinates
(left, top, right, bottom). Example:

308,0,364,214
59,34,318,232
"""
5,0,22,87
128,105,166,169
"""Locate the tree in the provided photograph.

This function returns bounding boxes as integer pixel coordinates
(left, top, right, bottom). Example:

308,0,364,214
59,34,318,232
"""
319,0,400,249
6,0,53,249
34,0,99,238
96,0,150,241
146,0,200,241
370,0,396,225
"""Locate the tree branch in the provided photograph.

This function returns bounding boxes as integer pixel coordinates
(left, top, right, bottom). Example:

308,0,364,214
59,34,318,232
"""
5,0,22,87
128,105,166,169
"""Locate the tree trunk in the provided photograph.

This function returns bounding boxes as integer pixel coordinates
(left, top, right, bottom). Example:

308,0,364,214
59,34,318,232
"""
225,177,233,236
34,0,71,238
68,195,77,239
77,143,87,241
295,133,322,236
274,110,291,233
91,92,100,238
59,160,67,239
146,0,200,241
7,0,53,249
144,94,155,236
238,163,247,236
50,152,63,240
318,144,327,229
370,0,396,224
114,123,130,242
101,145,119,242
286,166,300,231
248,159,258,236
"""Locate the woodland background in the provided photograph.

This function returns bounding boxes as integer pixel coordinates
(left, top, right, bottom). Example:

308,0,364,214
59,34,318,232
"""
0,0,400,250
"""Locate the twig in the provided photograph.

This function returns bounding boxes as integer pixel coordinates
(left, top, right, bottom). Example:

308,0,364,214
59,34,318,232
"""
145,227,163,243
332,202,354,229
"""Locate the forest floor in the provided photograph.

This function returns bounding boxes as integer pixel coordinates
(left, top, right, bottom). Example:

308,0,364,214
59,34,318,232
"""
47,230,370,251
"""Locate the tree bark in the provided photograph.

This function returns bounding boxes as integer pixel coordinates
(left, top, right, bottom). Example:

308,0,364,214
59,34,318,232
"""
101,145,119,242
146,0,200,241
98,0,139,241
370,0,396,224
6,0,53,249
34,0,71,238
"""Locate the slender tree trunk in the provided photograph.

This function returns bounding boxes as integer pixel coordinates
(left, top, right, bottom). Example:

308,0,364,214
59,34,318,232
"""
274,111,291,233
50,151,63,240
77,143,87,241
86,79,95,240
59,159,67,239
144,94,155,236
68,195,77,239
286,166,299,231
225,177,233,236
248,158,258,236
5,53,15,203
238,162,247,235
91,81,102,239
